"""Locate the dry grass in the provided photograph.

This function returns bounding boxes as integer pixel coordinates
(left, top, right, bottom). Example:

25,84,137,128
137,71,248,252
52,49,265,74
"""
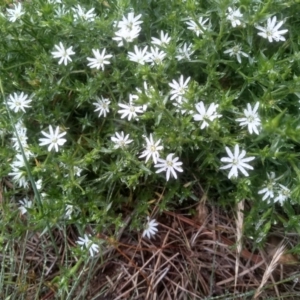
1,198,300,299
89,204,300,300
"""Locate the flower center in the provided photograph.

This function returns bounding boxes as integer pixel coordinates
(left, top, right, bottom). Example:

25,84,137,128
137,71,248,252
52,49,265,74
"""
247,115,255,123
178,87,186,95
150,145,156,152
154,56,162,64
232,158,239,166
166,160,173,167
127,23,133,30
266,29,273,37
232,46,240,54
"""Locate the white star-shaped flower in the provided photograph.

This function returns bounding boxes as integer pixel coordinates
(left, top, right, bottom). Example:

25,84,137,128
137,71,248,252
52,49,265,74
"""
220,145,255,179
255,16,288,42
226,7,244,28
76,234,99,257
65,204,74,219
39,125,67,152
185,17,209,36
128,45,151,65
236,102,261,135
11,154,26,169
51,42,75,66
11,127,28,151
111,131,133,149
87,49,113,70
113,26,141,46
18,198,32,215
148,47,166,65
169,75,191,103
54,5,68,17
139,134,163,164
142,217,158,239
93,96,110,117
72,5,96,22
175,43,194,61
258,172,277,201
274,184,290,205
35,179,43,190
7,92,32,113
154,153,183,181
224,44,249,63
115,12,143,31
9,166,28,188
6,3,25,22
118,94,144,121
193,101,222,129
151,31,171,47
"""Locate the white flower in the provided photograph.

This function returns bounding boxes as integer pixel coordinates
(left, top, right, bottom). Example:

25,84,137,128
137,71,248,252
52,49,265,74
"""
51,42,75,66
154,153,183,181
118,94,144,121
258,172,277,201
76,234,99,257
186,17,209,36
220,145,255,179
11,127,28,151
128,46,150,65
112,13,142,46
54,5,68,17
255,16,288,42
139,134,163,164
142,217,158,239
172,96,189,114
11,154,26,168
136,81,155,111
151,31,171,47
148,47,166,65
87,49,113,70
169,75,191,103
113,26,141,46
18,198,32,215
65,204,74,219
6,3,25,22
136,81,154,99
39,125,67,152
236,102,261,135
74,166,83,177
35,179,43,190
7,92,32,113
274,184,290,205
15,121,27,133
9,166,28,188
226,7,243,28
115,12,143,31
93,96,110,117
193,102,222,129
72,5,96,22
224,45,248,63
176,43,194,61
111,131,133,149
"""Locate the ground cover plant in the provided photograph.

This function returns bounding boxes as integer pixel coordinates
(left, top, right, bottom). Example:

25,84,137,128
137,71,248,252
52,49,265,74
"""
1,0,300,299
